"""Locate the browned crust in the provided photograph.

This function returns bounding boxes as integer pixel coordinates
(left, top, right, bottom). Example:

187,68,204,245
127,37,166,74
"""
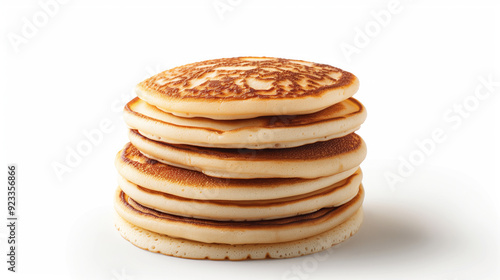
117,142,311,188
137,57,357,101
125,97,364,132
129,129,363,161
124,170,359,208
119,186,363,229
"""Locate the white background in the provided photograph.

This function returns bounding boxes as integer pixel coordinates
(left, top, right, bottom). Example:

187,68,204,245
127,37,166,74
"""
1,0,499,279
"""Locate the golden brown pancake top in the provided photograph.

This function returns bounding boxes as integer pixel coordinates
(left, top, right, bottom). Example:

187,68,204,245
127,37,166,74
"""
137,57,356,100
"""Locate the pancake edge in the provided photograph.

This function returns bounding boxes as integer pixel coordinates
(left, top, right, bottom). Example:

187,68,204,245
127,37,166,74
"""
113,207,363,260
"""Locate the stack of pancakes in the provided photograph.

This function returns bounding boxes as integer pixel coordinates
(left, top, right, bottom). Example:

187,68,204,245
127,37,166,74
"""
113,57,367,260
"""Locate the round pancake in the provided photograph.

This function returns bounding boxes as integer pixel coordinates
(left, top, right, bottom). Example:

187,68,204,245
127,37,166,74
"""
117,169,362,221
116,143,360,201
114,207,363,260
136,57,359,120
113,185,364,244
128,130,367,179
124,97,366,149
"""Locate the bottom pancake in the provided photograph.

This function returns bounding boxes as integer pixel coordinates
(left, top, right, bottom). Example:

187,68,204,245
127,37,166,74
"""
114,207,363,260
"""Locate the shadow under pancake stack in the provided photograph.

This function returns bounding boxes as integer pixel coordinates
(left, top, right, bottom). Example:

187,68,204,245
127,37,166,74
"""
113,57,368,260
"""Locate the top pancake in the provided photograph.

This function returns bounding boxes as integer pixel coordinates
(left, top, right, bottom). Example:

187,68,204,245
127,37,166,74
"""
136,57,359,120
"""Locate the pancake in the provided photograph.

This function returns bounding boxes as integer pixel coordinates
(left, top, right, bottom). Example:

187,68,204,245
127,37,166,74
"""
124,97,366,149
114,207,363,260
136,57,359,120
116,143,360,201
113,185,364,244
117,169,362,221
128,130,367,179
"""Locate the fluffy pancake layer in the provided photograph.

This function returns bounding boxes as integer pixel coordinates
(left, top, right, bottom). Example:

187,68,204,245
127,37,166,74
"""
128,130,367,179
124,97,366,149
114,57,367,260
115,143,360,201
117,169,362,221
136,57,359,120
114,207,363,260
114,185,364,244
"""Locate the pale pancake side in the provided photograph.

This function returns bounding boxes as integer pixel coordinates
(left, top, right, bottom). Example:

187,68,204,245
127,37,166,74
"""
113,185,364,244
136,57,359,119
117,169,362,221
114,207,363,260
116,143,360,200
124,97,366,149
129,130,367,179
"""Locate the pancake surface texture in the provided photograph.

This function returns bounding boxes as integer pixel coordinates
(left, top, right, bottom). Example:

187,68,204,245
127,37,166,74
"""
136,57,359,120
115,143,360,201
113,56,367,260
117,169,362,221
114,186,364,244
124,97,366,149
114,208,363,260
129,129,367,179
